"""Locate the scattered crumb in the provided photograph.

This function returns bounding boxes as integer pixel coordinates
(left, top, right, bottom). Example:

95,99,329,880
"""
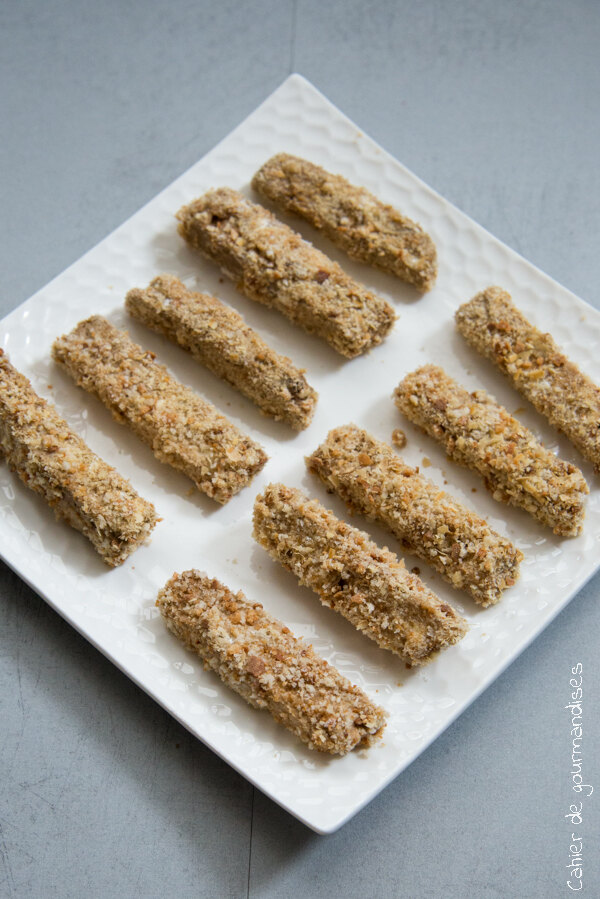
443,479,448,484
391,428,406,449
471,487,477,493
421,456,431,468
513,407,525,416
47,384,53,389
411,566,421,575
186,486,196,497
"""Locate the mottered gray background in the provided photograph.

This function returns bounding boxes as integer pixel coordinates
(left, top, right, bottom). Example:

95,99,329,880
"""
1,1,599,896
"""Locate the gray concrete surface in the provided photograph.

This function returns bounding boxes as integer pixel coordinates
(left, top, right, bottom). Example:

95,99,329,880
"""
1,1,599,896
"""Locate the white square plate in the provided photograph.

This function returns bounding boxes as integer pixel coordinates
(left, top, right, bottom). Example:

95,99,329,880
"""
2,74,599,834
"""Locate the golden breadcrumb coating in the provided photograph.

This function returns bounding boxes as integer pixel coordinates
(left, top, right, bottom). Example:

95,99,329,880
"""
0,348,157,565
307,424,522,606
126,274,317,430
157,570,387,755
52,316,267,504
253,483,467,667
176,188,395,358
394,365,588,537
252,153,437,290
456,286,600,473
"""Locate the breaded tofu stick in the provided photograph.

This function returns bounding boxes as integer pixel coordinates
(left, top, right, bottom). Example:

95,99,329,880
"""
252,153,437,291
253,483,467,667
176,188,395,359
394,365,588,537
0,348,157,565
125,274,317,430
52,317,267,504
307,425,522,607
157,570,387,755
456,286,600,472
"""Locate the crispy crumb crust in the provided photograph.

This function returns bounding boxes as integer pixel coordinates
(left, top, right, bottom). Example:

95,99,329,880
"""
176,188,395,359
252,153,437,291
456,286,600,473
0,348,157,565
157,570,387,755
252,483,467,667
307,425,522,607
126,274,317,430
394,365,588,537
51,316,267,504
